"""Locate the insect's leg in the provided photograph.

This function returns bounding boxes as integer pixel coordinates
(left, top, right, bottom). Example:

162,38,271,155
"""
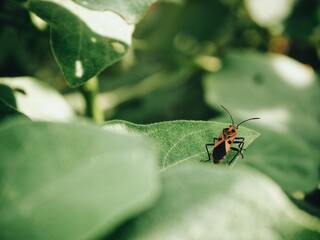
234,137,244,141
233,137,245,151
205,144,214,161
205,138,217,161
228,138,245,165
228,149,241,165
230,147,244,158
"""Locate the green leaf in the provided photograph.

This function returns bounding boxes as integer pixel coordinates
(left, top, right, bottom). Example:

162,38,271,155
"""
245,129,319,194
203,51,319,141
28,0,134,87
0,84,17,108
108,164,320,240
103,120,260,169
72,0,156,24
0,120,159,240
0,84,29,122
0,77,75,121
0,99,29,122
203,50,320,193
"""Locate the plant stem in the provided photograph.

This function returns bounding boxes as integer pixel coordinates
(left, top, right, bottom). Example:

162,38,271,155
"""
80,77,104,123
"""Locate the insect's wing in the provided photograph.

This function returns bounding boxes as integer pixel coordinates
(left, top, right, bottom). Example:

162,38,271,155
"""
213,141,227,162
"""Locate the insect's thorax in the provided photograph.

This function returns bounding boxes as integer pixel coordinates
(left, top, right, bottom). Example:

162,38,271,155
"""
223,125,238,139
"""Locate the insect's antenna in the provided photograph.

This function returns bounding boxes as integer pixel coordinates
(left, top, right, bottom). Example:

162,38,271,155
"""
221,105,234,125
237,117,260,127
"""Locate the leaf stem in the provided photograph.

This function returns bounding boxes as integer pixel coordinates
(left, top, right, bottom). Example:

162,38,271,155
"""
80,77,104,123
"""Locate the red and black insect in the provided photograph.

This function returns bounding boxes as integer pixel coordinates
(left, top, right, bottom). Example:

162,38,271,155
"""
206,105,259,165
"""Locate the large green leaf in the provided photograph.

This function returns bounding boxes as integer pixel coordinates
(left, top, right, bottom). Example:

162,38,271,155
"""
103,120,260,169
245,129,319,194
0,119,159,240
203,51,319,142
28,0,134,87
0,77,75,121
203,50,320,194
108,164,320,240
72,0,156,24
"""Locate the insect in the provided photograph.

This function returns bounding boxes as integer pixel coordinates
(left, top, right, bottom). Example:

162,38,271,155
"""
205,105,259,165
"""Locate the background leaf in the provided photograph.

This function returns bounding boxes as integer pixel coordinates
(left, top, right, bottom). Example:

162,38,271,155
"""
72,0,156,24
0,99,29,122
0,119,159,240
0,84,28,122
203,51,319,139
103,120,260,169
108,164,320,240
0,77,75,121
0,84,17,108
28,0,134,87
203,50,320,194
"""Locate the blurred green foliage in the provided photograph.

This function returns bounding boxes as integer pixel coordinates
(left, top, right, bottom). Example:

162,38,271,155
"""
0,0,320,239
0,119,159,239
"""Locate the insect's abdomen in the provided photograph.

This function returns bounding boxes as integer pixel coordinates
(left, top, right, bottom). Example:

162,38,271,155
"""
212,141,227,164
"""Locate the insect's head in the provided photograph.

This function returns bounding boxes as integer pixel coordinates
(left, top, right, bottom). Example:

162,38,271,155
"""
221,105,260,128
228,125,238,131
223,125,237,137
